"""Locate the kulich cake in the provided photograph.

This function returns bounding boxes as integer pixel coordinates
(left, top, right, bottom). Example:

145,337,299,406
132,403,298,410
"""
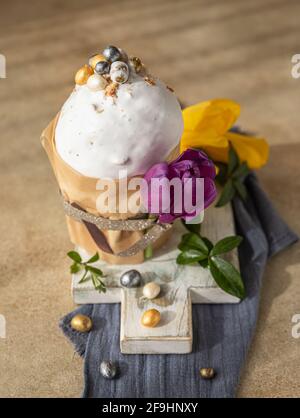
42,45,184,264
55,46,183,179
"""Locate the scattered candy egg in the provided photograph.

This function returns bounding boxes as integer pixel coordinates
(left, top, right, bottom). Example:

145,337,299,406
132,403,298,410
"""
103,45,121,63
95,60,110,75
89,53,106,69
142,282,160,299
120,269,142,288
70,314,92,332
87,74,107,91
129,56,143,73
75,65,94,85
141,309,161,328
199,368,216,380
100,360,118,379
110,61,129,84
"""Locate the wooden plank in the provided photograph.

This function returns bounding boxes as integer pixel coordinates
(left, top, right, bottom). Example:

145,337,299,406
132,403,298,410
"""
72,203,239,354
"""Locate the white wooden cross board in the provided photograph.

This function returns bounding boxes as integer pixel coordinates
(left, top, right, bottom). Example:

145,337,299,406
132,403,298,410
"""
72,203,240,354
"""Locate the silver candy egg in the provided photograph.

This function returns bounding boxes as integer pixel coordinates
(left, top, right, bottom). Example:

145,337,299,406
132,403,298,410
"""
102,45,121,63
110,61,129,84
120,269,142,288
100,360,118,379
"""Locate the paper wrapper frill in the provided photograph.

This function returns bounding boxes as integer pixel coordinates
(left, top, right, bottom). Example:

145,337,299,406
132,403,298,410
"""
41,115,173,264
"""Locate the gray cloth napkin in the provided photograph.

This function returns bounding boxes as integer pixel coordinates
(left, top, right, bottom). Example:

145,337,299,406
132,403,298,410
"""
60,174,298,398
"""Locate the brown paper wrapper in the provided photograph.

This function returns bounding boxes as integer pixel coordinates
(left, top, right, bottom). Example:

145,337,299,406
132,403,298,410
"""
41,115,173,264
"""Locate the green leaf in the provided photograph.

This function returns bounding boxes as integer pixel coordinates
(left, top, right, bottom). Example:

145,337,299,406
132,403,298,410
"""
178,233,209,254
181,219,201,235
198,258,209,268
233,179,247,201
70,262,81,274
91,273,106,293
209,256,245,299
215,179,236,207
67,251,82,263
227,145,239,175
78,270,90,284
176,249,208,265
85,265,103,276
86,252,99,264
211,235,243,256
201,237,214,252
215,163,228,186
232,162,250,179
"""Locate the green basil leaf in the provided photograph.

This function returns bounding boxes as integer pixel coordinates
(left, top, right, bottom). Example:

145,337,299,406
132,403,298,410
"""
176,249,208,265
201,237,214,252
233,179,247,201
179,233,209,254
70,262,81,274
228,145,239,175
232,162,250,179
211,235,243,256
86,252,99,264
67,251,82,263
215,179,236,207
209,256,245,299
85,265,103,276
78,270,90,284
215,163,228,186
91,273,106,293
198,258,209,268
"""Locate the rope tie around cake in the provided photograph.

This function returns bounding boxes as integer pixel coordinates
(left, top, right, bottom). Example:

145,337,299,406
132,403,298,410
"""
62,199,172,257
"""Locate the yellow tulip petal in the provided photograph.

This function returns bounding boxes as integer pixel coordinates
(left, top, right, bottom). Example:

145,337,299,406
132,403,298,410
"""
180,98,269,171
226,132,269,169
182,99,241,135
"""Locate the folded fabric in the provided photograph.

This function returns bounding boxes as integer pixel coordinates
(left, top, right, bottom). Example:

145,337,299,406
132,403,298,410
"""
60,174,298,398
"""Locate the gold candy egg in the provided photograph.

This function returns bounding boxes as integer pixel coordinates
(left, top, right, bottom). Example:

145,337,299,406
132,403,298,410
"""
75,65,94,85
70,314,92,332
141,309,161,328
89,54,106,69
199,367,215,380
129,56,143,73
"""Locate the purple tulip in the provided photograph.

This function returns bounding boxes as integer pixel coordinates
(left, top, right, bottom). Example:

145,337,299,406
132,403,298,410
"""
142,149,217,223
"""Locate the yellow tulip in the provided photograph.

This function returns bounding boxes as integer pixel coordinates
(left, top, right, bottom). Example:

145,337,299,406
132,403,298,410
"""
180,99,269,169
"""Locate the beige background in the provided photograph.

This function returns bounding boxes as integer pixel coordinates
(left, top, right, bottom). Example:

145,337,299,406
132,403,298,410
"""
0,0,299,397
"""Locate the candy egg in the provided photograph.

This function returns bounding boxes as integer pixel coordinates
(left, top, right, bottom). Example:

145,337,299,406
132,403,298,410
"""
100,360,118,379
110,61,129,84
199,368,216,380
141,309,161,327
142,282,160,299
120,269,142,288
129,56,143,73
75,65,94,85
89,53,106,69
102,45,121,63
95,60,110,75
70,314,92,332
87,74,107,91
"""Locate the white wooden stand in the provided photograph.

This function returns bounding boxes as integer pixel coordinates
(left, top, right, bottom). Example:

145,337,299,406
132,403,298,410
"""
72,204,240,354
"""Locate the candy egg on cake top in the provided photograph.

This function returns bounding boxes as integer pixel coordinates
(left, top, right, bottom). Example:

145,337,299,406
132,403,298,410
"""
55,45,184,179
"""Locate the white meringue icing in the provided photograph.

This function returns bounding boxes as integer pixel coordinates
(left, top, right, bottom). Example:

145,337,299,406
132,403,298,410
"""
55,73,183,179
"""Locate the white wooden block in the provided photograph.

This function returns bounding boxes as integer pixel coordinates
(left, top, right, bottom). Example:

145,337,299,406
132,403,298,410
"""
72,203,240,354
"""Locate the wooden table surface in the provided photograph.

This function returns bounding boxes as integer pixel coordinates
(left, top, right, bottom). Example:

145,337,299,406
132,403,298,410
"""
0,0,299,397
